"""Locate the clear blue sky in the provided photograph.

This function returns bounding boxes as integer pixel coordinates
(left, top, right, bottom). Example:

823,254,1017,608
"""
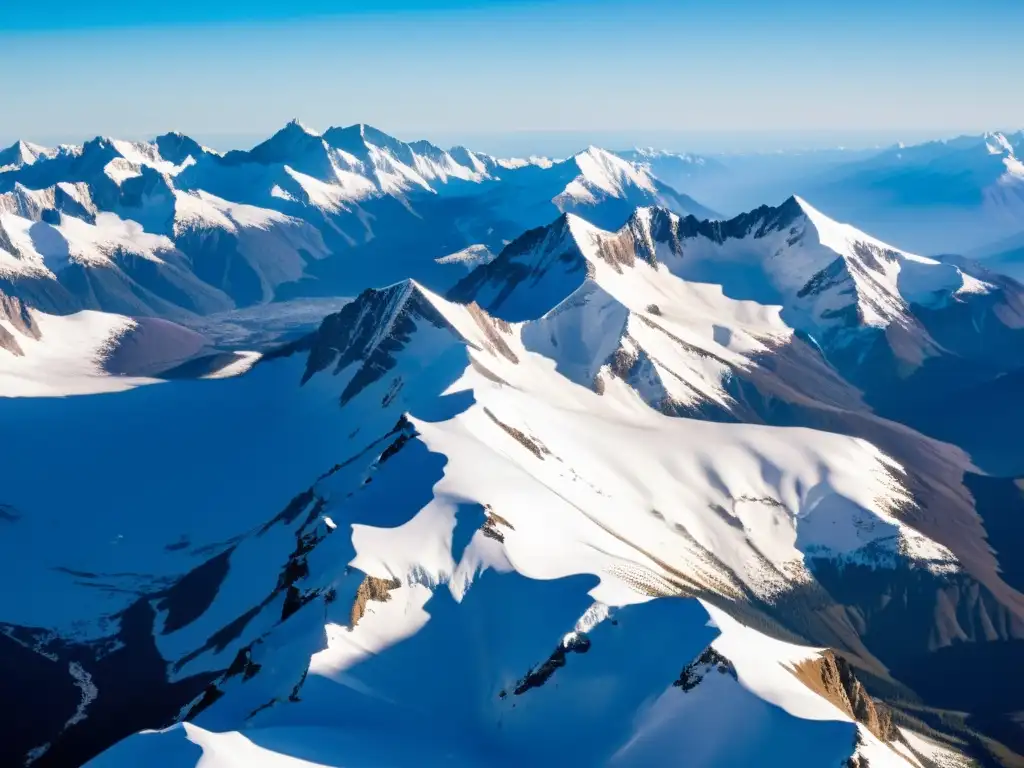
3,0,1022,153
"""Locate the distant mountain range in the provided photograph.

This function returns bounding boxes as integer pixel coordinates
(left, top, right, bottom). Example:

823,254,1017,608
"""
3,122,1024,768
0,121,717,319
623,131,1024,265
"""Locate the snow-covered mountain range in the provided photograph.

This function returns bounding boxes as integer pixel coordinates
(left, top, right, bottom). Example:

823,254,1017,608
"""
452,195,1024,420
3,123,1024,768
0,122,716,315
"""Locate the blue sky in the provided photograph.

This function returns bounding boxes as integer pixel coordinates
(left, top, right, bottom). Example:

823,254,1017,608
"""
3,0,1022,153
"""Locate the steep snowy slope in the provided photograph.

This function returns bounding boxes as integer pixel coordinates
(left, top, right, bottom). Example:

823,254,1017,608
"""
90,603,964,768
0,210,234,318
0,136,332,313
453,197,1024,419
477,145,719,233
451,208,850,424
0,291,261,396
1,278,1002,767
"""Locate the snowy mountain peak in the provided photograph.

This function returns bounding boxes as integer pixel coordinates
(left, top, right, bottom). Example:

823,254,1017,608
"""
0,140,54,172
243,119,327,165
447,144,493,173
320,123,367,151
153,132,213,165
571,145,658,196
322,123,406,155
626,205,681,238
548,147,719,224
284,117,319,136
294,277,515,395
449,206,682,322
455,196,1008,381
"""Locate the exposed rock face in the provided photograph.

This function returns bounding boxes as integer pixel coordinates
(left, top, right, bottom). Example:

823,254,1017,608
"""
292,281,459,405
513,632,592,696
348,575,402,628
464,301,519,363
674,646,737,692
0,324,24,356
480,506,515,544
0,291,42,355
791,650,897,744
448,215,587,320
482,407,551,459
0,292,41,339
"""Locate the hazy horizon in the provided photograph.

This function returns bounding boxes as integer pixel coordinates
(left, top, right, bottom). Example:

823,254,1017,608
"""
4,0,1022,152
2,126,1011,158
